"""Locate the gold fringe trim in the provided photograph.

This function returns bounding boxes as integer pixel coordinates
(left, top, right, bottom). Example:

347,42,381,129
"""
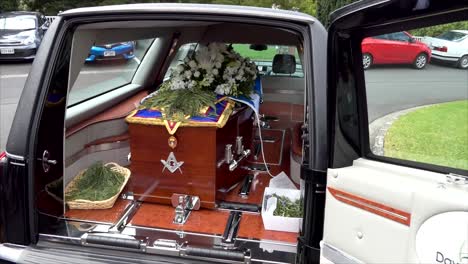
125,99,234,135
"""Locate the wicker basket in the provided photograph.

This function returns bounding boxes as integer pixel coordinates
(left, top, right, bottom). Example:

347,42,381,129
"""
45,177,64,203
65,162,131,210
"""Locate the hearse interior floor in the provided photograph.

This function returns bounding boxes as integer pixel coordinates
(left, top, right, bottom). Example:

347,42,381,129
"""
63,170,298,245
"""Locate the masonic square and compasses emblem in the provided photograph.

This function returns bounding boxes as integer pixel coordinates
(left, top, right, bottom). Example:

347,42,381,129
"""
161,152,184,173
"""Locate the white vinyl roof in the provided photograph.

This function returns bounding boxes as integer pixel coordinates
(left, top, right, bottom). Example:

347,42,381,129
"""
59,3,316,24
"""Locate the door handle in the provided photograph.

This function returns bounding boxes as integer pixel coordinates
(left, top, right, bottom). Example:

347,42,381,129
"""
38,150,57,173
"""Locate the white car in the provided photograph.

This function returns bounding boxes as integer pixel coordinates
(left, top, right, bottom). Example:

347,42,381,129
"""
422,30,468,69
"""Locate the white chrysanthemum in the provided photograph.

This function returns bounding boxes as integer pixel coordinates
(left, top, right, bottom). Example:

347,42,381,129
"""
195,46,214,71
187,80,197,89
194,71,200,78
212,69,219,76
170,78,186,90
184,70,192,79
215,83,232,95
216,54,224,63
188,60,197,69
176,64,185,73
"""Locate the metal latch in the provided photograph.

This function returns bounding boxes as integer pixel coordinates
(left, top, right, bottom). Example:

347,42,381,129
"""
38,150,57,173
171,194,200,225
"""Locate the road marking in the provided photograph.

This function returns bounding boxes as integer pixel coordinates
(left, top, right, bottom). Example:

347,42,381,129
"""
0,68,134,79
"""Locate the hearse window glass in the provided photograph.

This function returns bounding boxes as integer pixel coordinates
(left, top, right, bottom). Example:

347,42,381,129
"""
232,44,304,77
67,38,154,106
363,21,468,171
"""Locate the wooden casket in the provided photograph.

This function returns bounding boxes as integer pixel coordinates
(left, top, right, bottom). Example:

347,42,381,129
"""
126,99,253,209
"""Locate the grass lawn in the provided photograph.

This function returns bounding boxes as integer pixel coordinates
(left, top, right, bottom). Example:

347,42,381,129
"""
384,100,468,170
232,44,300,62
232,44,278,61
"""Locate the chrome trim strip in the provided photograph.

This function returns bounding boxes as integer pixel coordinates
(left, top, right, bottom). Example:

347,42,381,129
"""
5,151,25,161
65,140,129,166
9,161,26,167
40,211,113,225
236,238,297,247
129,224,224,239
250,259,291,264
39,233,82,242
321,241,363,264
63,217,112,225
108,201,140,232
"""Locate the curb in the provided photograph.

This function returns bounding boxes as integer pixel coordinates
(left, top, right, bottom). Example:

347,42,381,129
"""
369,104,434,156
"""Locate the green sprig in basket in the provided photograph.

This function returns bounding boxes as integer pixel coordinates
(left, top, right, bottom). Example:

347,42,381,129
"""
65,162,130,210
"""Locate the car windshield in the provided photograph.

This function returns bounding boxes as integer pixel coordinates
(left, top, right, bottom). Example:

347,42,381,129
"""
0,16,36,30
436,31,467,42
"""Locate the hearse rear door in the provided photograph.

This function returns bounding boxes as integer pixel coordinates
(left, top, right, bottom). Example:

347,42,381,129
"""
322,1,468,263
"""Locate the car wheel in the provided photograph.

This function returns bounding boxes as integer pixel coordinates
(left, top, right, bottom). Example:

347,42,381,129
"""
458,55,468,69
362,53,372,70
413,53,428,69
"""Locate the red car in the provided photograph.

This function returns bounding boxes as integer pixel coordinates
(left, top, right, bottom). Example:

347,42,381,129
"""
362,31,431,69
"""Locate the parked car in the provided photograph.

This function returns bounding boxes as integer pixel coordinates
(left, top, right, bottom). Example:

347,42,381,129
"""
0,11,49,60
86,41,136,62
422,30,468,69
0,2,467,264
361,31,431,69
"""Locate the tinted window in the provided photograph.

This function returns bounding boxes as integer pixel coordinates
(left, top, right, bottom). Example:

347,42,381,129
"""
437,31,467,42
389,32,410,42
0,16,37,30
67,39,154,106
373,34,389,40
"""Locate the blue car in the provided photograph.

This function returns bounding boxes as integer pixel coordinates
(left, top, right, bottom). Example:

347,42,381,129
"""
86,41,135,62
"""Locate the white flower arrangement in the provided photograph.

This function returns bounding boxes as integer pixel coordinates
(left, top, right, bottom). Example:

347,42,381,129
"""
141,43,258,121
167,43,258,96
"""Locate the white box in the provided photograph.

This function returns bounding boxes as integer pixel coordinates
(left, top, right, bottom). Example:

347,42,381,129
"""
261,187,302,233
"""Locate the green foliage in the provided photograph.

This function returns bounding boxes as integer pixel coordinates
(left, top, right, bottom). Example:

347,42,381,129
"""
65,162,125,201
316,0,357,27
141,85,216,122
409,21,468,37
272,194,303,218
0,0,19,11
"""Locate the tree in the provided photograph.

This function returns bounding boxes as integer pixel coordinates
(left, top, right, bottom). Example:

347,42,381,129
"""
316,0,357,27
0,0,19,12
